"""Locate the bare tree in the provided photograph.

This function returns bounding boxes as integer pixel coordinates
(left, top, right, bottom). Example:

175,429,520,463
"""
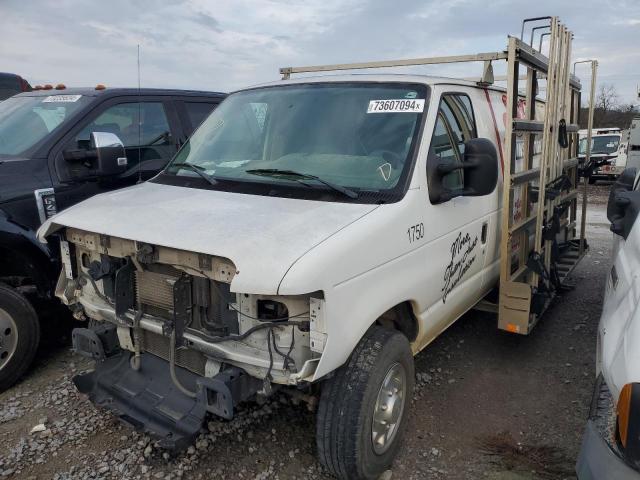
580,85,637,129
596,83,620,112
591,83,621,126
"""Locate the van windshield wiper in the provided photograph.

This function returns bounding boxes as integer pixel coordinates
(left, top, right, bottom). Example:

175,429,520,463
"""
245,168,358,199
170,162,218,186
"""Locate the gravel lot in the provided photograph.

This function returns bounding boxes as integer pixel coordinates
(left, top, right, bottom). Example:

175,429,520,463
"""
0,184,614,480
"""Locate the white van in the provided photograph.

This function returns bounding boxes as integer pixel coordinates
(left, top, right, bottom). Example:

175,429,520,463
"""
37,19,589,479
576,167,640,479
579,127,625,183
628,116,640,171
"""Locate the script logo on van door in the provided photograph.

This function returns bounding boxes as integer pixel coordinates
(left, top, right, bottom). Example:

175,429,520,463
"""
442,231,479,303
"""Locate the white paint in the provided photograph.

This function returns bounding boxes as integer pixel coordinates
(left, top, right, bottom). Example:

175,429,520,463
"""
598,176,640,402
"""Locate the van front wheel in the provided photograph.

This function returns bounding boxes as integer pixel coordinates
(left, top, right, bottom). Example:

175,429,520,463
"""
316,326,414,480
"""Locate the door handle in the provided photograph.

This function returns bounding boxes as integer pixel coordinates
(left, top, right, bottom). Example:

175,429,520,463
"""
481,222,488,244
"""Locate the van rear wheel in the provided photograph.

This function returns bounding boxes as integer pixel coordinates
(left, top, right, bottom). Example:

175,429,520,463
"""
0,284,40,392
316,326,414,480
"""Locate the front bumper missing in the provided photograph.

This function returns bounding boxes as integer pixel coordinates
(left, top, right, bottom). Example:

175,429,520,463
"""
72,329,262,450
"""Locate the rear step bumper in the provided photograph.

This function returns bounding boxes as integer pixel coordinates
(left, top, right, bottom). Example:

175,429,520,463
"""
72,328,262,450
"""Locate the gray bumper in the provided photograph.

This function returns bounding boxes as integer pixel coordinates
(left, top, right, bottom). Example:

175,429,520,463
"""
576,421,640,480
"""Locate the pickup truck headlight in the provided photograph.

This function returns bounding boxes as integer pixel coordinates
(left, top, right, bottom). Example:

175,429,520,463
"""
617,382,640,468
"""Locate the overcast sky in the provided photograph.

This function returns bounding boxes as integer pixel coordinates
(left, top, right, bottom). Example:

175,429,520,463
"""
1,0,638,104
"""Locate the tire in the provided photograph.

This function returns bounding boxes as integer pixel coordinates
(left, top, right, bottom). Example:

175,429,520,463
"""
0,284,40,392
316,326,414,480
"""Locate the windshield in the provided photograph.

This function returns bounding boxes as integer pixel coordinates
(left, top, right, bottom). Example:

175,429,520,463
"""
579,135,620,155
161,83,428,203
0,94,91,156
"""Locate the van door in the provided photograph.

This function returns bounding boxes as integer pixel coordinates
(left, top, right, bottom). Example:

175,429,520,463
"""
420,90,495,337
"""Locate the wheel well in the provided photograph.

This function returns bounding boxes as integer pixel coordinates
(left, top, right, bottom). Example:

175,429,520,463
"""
375,301,418,342
0,245,51,294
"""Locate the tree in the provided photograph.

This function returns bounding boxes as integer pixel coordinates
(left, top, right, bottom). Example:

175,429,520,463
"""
579,84,637,129
596,83,620,112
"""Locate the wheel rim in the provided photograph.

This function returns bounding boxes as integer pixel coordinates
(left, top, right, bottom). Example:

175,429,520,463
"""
371,362,407,455
0,307,18,370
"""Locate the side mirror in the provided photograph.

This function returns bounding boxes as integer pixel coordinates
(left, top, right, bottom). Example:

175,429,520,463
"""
90,132,128,176
434,138,499,202
608,167,640,239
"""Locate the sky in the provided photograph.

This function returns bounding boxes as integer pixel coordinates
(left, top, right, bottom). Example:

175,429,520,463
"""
1,0,639,104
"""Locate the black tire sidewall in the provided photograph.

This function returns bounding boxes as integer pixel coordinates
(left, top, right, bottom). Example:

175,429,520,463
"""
357,332,414,479
0,284,40,391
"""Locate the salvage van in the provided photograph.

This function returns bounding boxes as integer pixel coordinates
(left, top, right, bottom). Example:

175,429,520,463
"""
38,17,591,479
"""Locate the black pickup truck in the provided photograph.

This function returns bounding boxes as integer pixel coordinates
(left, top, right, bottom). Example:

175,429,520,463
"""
0,86,225,390
0,73,31,101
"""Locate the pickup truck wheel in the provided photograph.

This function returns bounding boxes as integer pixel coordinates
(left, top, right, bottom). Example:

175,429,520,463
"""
316,326,414,480
0,284,40,392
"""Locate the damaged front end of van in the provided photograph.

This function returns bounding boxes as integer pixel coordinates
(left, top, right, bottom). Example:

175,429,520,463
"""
41,224,324,449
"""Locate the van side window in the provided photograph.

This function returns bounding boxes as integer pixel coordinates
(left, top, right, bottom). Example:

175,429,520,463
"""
427,93,477,202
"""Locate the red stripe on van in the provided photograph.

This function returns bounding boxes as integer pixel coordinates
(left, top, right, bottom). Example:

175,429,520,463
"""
483,88,504,175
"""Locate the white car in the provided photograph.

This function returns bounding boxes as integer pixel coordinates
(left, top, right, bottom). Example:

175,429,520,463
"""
577,167,640,478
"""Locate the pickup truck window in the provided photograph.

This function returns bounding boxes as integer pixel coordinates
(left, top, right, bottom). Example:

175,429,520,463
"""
73,102,171,149
162,83,428,203
0,95,90,156
427,93,476,196
184,102,217,129
66,102,175,173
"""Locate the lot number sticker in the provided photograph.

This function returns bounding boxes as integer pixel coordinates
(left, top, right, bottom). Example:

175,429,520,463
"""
42,95,82,103
367,99,424,113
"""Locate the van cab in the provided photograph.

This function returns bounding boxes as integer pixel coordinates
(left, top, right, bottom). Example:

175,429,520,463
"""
38,74,508,468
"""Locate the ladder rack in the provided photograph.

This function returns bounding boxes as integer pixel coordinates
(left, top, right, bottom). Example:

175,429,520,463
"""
279,16,597,335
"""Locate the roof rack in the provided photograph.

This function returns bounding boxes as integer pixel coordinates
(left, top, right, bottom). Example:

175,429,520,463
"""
279,24,580,89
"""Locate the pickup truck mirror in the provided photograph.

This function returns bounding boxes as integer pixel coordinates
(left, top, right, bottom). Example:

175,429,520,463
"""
436,137,499,202
608,167,639,239
90,132,128,176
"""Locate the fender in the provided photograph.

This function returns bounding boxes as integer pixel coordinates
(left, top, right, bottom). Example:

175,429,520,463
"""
0,209,59,297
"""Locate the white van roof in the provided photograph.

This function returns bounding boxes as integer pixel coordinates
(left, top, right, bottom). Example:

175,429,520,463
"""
578,128,622,136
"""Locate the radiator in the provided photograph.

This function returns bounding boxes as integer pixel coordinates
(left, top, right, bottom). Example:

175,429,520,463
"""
142,329,206,376
135,270,176,311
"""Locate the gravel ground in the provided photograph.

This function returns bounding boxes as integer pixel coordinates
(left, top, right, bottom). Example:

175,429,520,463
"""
0,184,614,480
